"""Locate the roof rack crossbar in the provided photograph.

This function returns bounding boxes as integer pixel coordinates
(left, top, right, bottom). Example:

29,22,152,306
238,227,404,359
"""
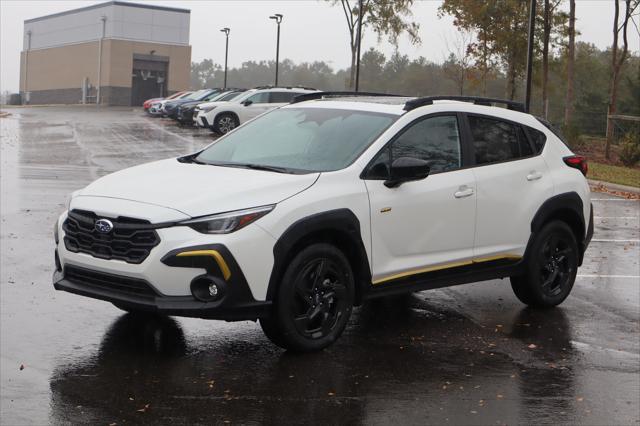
290,91,404,104
403,96,525,112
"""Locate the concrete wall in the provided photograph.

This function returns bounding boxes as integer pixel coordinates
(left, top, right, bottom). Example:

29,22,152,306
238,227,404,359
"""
20,39,190,105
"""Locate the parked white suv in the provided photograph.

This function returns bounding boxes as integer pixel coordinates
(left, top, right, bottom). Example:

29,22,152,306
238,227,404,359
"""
195,86,318,134
53,94,593,352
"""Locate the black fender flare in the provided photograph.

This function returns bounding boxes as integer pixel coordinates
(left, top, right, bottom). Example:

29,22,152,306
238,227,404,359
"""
266,209,372,306
527,191,589,265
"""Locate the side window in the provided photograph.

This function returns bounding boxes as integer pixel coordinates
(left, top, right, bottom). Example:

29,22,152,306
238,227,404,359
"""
468,116,533,165
269,92,297,103
525,126,547,154
367,115,462,178
246,92,269,104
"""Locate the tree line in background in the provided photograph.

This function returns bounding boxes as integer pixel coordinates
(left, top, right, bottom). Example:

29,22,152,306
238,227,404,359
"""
191,0,639,160
191,44,638,134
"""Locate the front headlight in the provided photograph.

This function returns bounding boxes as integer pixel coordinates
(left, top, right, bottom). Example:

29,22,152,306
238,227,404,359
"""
182,205,275,234
201,105,217,113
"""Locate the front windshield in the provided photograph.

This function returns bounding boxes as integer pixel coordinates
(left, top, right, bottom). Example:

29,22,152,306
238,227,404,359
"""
219,91,244,101
195,107,397,173
185,90,207,100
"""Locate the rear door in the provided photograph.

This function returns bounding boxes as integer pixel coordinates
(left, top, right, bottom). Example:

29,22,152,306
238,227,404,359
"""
465,114,553,260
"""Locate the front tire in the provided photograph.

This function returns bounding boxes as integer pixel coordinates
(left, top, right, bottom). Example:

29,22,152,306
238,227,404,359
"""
213,113,239,135
510,221,579,308
260,243,354,352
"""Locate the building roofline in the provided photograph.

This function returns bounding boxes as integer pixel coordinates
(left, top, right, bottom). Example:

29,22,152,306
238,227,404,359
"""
24,1,190,24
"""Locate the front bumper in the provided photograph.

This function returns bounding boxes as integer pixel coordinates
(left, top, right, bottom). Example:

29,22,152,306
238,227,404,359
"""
53,243,272,321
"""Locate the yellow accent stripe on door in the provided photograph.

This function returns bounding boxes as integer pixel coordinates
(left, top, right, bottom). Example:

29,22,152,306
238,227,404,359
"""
176,250,232,280
372,254,522,285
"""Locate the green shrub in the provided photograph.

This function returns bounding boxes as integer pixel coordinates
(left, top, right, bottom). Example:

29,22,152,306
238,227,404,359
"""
618,132,640,167
561,123,584,149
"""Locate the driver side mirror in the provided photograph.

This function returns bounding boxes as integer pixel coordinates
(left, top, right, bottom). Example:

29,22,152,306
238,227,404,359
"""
384,157,431,188
242,100,253,106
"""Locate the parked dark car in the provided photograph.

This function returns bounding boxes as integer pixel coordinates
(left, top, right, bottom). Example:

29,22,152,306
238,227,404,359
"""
163,89,221,119
175,90,246,125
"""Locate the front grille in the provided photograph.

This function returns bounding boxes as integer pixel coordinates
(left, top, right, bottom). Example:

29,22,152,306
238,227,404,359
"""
63,209,160,264
65,265,157,298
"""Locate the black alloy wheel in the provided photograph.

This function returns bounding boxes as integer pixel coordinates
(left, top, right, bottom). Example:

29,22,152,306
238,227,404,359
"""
511,220,578,308
260,243,354,352
538,233,574,298
291,258,349,339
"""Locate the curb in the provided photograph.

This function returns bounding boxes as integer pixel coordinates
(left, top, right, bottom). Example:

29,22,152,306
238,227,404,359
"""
588,179,640,195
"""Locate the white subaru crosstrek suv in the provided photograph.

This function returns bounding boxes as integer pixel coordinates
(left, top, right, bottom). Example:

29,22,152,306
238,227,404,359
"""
54,93,593,352
195,86,318,134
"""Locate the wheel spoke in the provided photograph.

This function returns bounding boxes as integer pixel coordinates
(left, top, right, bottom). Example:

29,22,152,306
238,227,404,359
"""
310,260,326,291
321,312,334,335
295,284,313,306
541,268,559,290
294,315,310,331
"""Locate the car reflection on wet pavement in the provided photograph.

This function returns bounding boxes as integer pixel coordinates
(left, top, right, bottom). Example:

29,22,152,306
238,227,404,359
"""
1,107,639,425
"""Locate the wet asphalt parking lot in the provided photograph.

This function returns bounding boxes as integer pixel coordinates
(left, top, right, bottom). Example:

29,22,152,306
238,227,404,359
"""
1,106,639,425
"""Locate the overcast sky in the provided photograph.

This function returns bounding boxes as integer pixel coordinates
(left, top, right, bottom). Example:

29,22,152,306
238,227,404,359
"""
1,0,638,93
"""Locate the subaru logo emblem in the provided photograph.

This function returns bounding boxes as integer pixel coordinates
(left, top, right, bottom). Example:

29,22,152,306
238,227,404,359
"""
95,219,113,234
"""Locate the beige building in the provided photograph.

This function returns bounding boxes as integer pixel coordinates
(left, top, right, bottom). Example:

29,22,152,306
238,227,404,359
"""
20,1,191,106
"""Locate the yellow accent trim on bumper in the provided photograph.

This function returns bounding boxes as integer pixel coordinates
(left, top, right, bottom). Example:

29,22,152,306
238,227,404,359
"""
372,254,522,285
176,250,232,280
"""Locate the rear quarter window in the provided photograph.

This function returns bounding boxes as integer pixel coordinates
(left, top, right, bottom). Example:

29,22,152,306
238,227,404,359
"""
525,126,547,154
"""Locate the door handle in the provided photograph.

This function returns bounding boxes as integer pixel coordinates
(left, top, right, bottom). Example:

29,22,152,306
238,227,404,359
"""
526,171,543,181
454,186,474,198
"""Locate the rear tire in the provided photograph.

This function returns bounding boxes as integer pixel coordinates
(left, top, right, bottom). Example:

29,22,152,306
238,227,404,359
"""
510,221,579,308
213,113,239,135
260,243,354,352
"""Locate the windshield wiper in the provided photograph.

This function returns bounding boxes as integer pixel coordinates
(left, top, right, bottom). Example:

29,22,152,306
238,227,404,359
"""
233,163,290,173
178,154,206,164
190,160,294,173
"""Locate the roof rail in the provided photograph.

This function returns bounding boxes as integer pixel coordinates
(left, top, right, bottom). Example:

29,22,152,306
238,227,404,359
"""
403,96,526,112
252,85,318,91
290,91,404,104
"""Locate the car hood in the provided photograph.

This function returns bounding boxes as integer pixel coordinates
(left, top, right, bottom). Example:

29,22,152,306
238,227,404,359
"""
77,158,319,219
196,100,234,109
178,101,201,110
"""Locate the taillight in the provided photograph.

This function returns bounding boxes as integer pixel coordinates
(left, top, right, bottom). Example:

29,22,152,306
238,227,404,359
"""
563,155,588,176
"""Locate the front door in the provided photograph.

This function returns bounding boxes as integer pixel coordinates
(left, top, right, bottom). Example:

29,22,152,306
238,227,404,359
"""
364,114,477,285
240,92,272,121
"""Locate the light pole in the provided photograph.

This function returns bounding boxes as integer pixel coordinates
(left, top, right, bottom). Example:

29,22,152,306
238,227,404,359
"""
269,14,283,86
220,27,230,89
97,15,106,105
524,0,536,112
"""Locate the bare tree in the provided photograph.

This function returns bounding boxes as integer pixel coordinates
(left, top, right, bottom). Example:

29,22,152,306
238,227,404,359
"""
564,0,576,127
606,0,639,159
443,30,473,95
329,0,420,89
542,0,563,118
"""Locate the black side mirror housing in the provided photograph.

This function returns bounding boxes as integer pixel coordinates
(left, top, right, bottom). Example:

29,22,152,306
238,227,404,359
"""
242,100,253,106
384,157,431,188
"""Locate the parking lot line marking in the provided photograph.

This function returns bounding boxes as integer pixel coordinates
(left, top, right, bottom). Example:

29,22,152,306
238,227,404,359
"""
577,274,640,279
591,239,640,243
594,216,639,219
591,198,640,202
